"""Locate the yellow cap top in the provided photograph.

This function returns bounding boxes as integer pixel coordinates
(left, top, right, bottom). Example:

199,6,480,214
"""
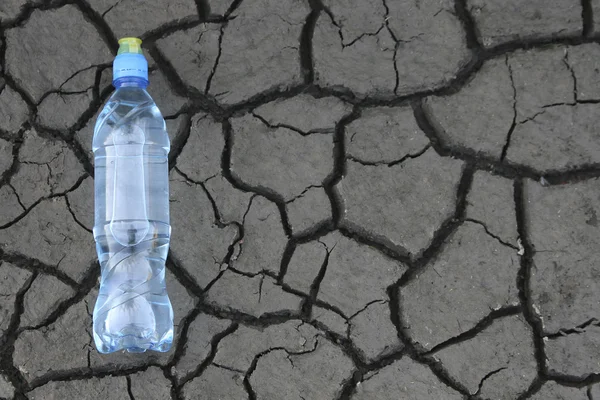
117,37,143,55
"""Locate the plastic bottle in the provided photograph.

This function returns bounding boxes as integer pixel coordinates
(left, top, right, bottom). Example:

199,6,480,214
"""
92,37,173,353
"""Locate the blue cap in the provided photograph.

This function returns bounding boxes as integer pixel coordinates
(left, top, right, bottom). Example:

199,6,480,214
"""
113,38,148,85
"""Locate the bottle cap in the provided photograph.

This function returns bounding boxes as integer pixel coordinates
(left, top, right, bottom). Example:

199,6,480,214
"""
117,37,143,54
113,37,148,84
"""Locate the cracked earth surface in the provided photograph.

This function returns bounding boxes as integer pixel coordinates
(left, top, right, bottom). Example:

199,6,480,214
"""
0,0,600,399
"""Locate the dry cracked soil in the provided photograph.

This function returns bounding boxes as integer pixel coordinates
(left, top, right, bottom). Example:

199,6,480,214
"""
0,0,600,399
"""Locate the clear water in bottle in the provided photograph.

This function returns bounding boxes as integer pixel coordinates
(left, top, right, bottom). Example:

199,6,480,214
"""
92,38,173,353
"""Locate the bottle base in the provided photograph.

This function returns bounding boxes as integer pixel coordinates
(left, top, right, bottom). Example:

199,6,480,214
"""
93,327,173,354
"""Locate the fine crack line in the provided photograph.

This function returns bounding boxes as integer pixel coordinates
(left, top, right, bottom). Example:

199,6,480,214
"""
250,112,311,136
258,274,265,304
464,218,519,250
37,87,95,109
243,338,321,400
381,0,397,40
563,48,579,102
64,193,93,234
545,318,600,339
343,25,387,48
7,183,26,211
285,185,324,204
426,305,522,355
348,299,386,321
58,64,109,92
83,298,93,369
212,362,245,374
27,363,159,391
312,297,348,322
500,55,517,161
392,41,400,94
346,144,431,167
126,375,135,400
101,0,121,18
301,241,335,318
476,367,507,395
322,3,387,49
205,24,225,95
517,107,556,126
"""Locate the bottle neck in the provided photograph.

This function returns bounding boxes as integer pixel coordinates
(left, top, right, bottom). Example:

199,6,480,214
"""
113,77,148,89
